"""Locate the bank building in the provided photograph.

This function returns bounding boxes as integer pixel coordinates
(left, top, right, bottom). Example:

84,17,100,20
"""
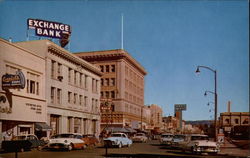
0,38,102,142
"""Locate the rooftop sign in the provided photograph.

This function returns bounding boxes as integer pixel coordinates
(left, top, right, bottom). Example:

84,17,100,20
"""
174,104,187,111
27,18,71,39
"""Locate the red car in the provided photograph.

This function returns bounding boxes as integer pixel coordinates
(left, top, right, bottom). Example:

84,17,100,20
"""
81,134,99,148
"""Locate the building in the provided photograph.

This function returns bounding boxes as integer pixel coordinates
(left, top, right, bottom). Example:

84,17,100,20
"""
162,116,178,133
75,49,147,131
0,38,46,141
15,40,102,137
219,112,250,134
147,104,163,130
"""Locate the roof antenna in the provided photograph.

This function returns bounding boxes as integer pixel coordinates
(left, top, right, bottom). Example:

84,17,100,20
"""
121,13,124,50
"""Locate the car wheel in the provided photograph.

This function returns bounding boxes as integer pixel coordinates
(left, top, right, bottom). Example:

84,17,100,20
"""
118,143,122,148
68,144,73,151
37,146,43,151
191,147,196,154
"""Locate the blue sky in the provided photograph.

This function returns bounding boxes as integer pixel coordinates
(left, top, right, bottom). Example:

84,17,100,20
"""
0,0,249,120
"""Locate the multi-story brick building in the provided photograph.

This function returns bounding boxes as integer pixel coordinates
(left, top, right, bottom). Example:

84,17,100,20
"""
75,49,147,131
219,112,250,133
147,104,163,130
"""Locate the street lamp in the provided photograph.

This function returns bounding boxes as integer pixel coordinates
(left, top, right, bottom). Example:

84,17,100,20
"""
196,65,218,142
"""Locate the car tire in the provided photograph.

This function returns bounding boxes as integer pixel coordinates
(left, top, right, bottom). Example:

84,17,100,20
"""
37,146,43,151
68,144,73,151
118,143,122,148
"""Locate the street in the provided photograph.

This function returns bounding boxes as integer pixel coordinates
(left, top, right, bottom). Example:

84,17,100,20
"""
0,140,249,158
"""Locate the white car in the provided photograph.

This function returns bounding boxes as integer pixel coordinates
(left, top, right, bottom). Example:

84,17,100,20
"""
160,133,173,145
48,133,85,151
171,134,186,148
180,134,220,155
103,133,132,148
132,133,148,143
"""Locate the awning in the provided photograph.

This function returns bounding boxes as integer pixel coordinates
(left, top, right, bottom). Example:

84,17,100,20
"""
105,127,129,133
35,123,52,131
124,127,137,133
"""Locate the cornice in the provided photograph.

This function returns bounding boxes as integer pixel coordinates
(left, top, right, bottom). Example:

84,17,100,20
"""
75,49,147,75
47,43,103,76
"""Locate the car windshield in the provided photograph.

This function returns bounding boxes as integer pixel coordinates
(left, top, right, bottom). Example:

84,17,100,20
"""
13,136,26,140
51,134,74,138
111,134,122,137
191,136,209,141
161,135,173,138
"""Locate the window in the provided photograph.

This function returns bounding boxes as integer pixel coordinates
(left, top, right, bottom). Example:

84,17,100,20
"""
111,91,115,98
58,63,62,76
36,82,39,95
92,99,95,111
74,71,77,85
57,88,61,104
105,91,109,98
85,75,88,89
111,65,115,72
110,78,115,86
51,60,56,78
84,96,88,107
68,68,72,83
68,92,72,103
30,80,36,94
51,87,56,104
100,65,104,72
74,93,77,104
106,65,110,72
104,78,109,86
235,118,239,124
101,79,104,86
79,95,83,106
225,118,230,124
80,73,83,87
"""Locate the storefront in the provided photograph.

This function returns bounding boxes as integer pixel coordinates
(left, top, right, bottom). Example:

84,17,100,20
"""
0,38,47,142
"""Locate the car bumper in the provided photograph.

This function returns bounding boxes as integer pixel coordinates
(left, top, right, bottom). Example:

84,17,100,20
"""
48,143,70,149
194,146,220,153
104,140,119,147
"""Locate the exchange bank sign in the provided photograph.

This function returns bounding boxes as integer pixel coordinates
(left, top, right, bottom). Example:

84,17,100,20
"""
27,18,71,39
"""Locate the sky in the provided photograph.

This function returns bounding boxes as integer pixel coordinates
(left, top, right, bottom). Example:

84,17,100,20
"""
0,0,249,121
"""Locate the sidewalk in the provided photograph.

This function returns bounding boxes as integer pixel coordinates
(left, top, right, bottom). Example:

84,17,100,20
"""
219,138,250,157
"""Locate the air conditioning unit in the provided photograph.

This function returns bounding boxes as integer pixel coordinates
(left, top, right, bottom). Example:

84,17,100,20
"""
57,75,63,81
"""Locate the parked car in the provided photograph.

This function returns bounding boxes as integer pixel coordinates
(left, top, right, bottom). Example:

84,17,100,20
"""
103,133,132,148
180,134,220,155
2,134,45,152
132,133,148,143
171,134,186,148
48,133,85,151
160,133,173,145
82,134,99,148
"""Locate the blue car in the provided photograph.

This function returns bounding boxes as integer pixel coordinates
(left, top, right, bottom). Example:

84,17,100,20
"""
103,133,132,148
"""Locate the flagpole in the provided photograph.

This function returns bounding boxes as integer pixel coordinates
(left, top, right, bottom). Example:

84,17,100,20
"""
121,13,124,50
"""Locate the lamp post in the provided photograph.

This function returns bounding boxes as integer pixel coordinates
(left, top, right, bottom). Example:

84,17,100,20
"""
196,66,218,142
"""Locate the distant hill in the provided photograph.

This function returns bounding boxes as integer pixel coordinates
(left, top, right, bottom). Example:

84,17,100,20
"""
185,120,213,125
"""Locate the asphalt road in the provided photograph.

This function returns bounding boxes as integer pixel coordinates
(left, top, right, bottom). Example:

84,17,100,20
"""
0,140,246,158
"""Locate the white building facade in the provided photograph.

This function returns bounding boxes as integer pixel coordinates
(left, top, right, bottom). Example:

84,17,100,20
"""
0,38,46,142
16,40,102,137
